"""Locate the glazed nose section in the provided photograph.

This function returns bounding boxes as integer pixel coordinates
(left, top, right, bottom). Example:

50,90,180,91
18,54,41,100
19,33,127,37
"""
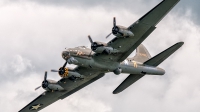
62,51,70,60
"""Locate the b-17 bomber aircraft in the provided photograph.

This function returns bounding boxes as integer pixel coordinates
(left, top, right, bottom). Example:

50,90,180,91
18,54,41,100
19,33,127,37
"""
19,0,183,111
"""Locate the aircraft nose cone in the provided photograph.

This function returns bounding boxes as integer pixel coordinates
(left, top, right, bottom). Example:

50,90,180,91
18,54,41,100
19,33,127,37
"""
62,51,70,60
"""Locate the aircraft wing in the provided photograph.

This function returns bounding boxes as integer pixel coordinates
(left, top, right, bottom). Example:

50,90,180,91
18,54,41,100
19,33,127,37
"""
19,91,63,112
19,67,104,112
95,0,180,62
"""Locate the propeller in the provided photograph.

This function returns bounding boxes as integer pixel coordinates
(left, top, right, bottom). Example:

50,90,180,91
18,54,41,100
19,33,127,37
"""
51,61,68,76
35,71,48,91
106,17,123,39
88,35,98,51
35,86,41,91
42,71,48,88
51,69,59,72
105,33,112,39
88,35,93,44
113,17,116,27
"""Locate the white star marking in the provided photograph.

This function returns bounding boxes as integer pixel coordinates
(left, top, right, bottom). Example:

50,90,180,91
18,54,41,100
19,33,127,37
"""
124,60,129,65
31,104,42,110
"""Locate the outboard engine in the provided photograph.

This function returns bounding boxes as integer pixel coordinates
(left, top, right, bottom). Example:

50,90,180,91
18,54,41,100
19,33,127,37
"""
35,72,64,91
106,17,134,38
112,25,134,37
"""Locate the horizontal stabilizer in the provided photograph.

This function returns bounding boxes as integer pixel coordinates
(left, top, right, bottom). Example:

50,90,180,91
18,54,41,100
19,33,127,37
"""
144,42,184,66
113,74,144,94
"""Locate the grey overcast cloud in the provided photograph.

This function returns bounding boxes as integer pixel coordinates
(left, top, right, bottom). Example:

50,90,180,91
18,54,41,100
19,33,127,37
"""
0,0,200,112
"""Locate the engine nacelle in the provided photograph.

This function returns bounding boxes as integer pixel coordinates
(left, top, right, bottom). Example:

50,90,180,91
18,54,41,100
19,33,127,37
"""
67,57,78,64
112,26,134,37
91,42,118,54
94,46,118,54
42,80,64,91
58,67,84,79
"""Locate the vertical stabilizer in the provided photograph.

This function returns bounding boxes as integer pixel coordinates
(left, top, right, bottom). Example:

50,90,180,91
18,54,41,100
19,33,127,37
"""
132,44,151,63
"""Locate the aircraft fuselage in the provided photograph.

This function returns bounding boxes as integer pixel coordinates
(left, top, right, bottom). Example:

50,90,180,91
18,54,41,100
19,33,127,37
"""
62,46,165,76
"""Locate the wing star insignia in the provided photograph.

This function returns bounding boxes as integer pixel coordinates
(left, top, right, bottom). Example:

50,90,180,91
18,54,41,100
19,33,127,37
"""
124,59,129,65
29,104,43,111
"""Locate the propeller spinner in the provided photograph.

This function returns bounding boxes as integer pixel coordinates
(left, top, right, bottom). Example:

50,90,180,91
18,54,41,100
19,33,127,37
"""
88,35,98,51
51,61,69,77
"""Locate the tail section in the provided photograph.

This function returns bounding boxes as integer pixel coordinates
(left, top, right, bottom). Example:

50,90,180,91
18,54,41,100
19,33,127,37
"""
132,44,151,63
113,44,151,94
113,42,184,94
144,42,184,66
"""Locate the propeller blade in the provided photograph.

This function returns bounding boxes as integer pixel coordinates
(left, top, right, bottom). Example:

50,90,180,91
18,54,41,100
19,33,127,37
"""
113,17,116,27
44,71,47,81
62,61,68,68
106,33,112,39
35,86,41,91
51,69,60,72
88,35,93,44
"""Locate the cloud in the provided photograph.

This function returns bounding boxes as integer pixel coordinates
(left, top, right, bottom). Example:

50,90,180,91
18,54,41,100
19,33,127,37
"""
0,0,200,112
5,0,200,25
11,55,33,73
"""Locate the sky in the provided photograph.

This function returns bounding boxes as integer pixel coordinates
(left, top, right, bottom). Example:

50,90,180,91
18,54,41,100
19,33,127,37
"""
0,0,200,112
